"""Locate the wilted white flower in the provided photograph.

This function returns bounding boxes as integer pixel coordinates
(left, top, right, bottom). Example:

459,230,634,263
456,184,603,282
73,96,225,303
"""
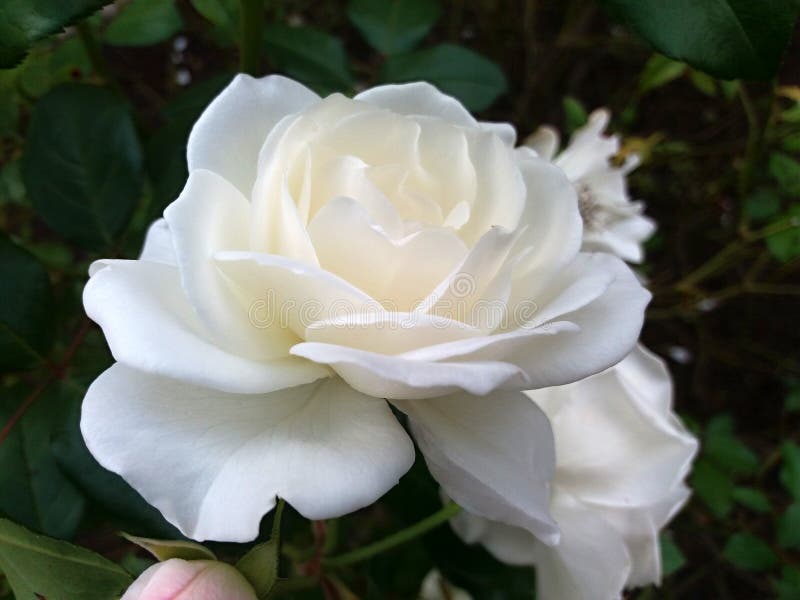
121,559,257,600
81,76,649,543
526,109,655,263
449,345,698,600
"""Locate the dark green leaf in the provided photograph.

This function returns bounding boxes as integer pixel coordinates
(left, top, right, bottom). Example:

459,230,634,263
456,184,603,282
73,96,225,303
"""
744,189,781,222
601,0,800,79
732,487,772,513
781,442,800,500
660,535,687,577
264,25,354,96
776,566,800,600
18,37,92,98
722,533,778,571
0,518,132,599
0,386,85,539
104,0,183,47
0,235,55,371
767,205,800,262
380,43,507,112
704,426,759,475
778,503,800,549
347,0,440,55
691,459,734,518
0,0,112,68
770,152,800,196
0,160,26,206
22,83,143,249
190,0,239,44
786,386,800,413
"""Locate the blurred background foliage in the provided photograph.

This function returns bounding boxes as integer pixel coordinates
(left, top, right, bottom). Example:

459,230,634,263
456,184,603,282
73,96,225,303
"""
0,0,799,598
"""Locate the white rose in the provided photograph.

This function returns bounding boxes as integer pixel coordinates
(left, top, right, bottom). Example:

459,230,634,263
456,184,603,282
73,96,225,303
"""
81,76,650,543
449,345,698,600
526,109,656,263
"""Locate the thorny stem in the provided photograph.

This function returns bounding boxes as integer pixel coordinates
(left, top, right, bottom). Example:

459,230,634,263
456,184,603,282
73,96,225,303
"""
322,501,461,568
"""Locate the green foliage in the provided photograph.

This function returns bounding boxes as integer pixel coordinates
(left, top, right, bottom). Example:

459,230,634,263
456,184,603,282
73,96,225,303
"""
780,442,800,500
190,0,239,44
639,54,685,94
778,503,800,549
562,96,588,135
745,189,782,222
601,0,800,79
767,204,800,262
104,0,183,47
770,152,800,197
660,535,687,577
692,459,735,518
22,83,143,249
381,44,507,111
121,533,216,561
777,566,800,599
732,487,772,513
0,386,85,539
0,235,55,371
723,533,778,571
0,518,132,599
348,0,440,55
264,25,354,96
0,0,112,68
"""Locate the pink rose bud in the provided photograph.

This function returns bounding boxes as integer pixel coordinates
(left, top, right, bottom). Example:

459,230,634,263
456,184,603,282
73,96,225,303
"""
121,559,258,600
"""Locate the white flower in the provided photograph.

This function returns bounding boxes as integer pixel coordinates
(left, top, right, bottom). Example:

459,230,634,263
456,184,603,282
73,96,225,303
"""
449,345,698,600
526,109,655,263
81,76,650,543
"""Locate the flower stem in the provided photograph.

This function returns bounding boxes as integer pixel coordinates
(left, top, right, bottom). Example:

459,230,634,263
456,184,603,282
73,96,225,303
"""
238,0,264,75
322,502,461,568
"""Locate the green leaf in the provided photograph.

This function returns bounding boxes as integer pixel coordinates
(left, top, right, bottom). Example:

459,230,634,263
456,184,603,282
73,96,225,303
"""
0,518,132,599
691,459,734,518
121,533,216,561
0,160,26,206
689,69,718,96
639,54,685,93
190,0,239,44
781,442,800,500
236,499,284,598
18,37,92,99
704,425,759,476
0,386,85,539
660,535,687,577
786,386,800,413
104,0,183,47
0,0,112,68
562,96,588,135
778,503,800,549
347,0,440,55
0,235,55,371
744,189,781,222
776,566,800,600
601,0,800,80
22,83,143,249
770,152,800,196
783,132,800,153
264,25,354,96
380,43,507,112
767,205,800,262
723,533,778,571
732,487,772,513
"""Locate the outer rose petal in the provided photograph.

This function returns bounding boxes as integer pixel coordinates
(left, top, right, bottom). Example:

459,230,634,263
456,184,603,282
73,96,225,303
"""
532,493,631,600
395,391,559,544
83,260,327,394
82,365,415,542
121,559,257,600
139,219,175,267
187,74,319,197
524,126,560,162
355,82,478,128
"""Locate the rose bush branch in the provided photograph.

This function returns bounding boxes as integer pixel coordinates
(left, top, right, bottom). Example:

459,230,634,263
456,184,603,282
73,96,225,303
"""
238,0,265,75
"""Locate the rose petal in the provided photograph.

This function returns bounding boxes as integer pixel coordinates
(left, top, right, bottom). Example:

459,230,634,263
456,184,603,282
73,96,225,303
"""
187,74,319,197
355,82,478,128
395,390,558,544
523,126,560,161
83,260,327,393
82,365,414,541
